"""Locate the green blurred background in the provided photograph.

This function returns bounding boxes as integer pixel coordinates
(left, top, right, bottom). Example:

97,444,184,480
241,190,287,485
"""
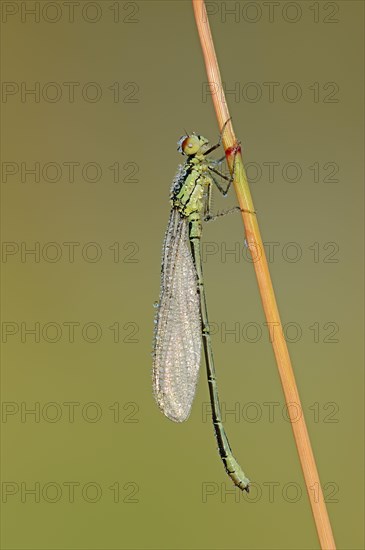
1,1,364,548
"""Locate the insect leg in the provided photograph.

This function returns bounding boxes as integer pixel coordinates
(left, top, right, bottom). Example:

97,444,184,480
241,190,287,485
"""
203,118,232,157
208,155,226,166
204,180,214,220
203,177,239,222
208,168,233,196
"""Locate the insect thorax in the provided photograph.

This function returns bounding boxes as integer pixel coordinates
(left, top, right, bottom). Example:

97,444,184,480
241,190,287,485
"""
170,157,210,217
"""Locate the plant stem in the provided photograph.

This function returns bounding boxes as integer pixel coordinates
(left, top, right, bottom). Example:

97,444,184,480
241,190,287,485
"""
192,1,336,548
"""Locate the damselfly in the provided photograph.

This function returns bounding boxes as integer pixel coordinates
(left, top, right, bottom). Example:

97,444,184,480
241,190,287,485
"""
153,122,250,492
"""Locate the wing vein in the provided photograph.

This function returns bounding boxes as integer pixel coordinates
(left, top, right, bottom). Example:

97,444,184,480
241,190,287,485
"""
153,209,202,422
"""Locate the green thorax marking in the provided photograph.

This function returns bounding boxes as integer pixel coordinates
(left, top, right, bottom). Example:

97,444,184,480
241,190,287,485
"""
171,154,211,217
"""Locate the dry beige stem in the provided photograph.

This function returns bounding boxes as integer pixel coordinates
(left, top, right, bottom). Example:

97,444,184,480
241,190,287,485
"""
192,1,336,548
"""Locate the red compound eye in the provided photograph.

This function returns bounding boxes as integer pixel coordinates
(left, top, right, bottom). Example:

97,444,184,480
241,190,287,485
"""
177,134,202,156
177,135,189,154
182,137,190,150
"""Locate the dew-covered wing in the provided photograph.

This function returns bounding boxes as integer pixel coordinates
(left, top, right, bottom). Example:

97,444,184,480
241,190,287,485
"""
153,208,201,422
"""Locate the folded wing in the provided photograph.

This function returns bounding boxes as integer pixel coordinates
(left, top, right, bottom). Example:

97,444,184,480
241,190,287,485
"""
153,209,201,422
